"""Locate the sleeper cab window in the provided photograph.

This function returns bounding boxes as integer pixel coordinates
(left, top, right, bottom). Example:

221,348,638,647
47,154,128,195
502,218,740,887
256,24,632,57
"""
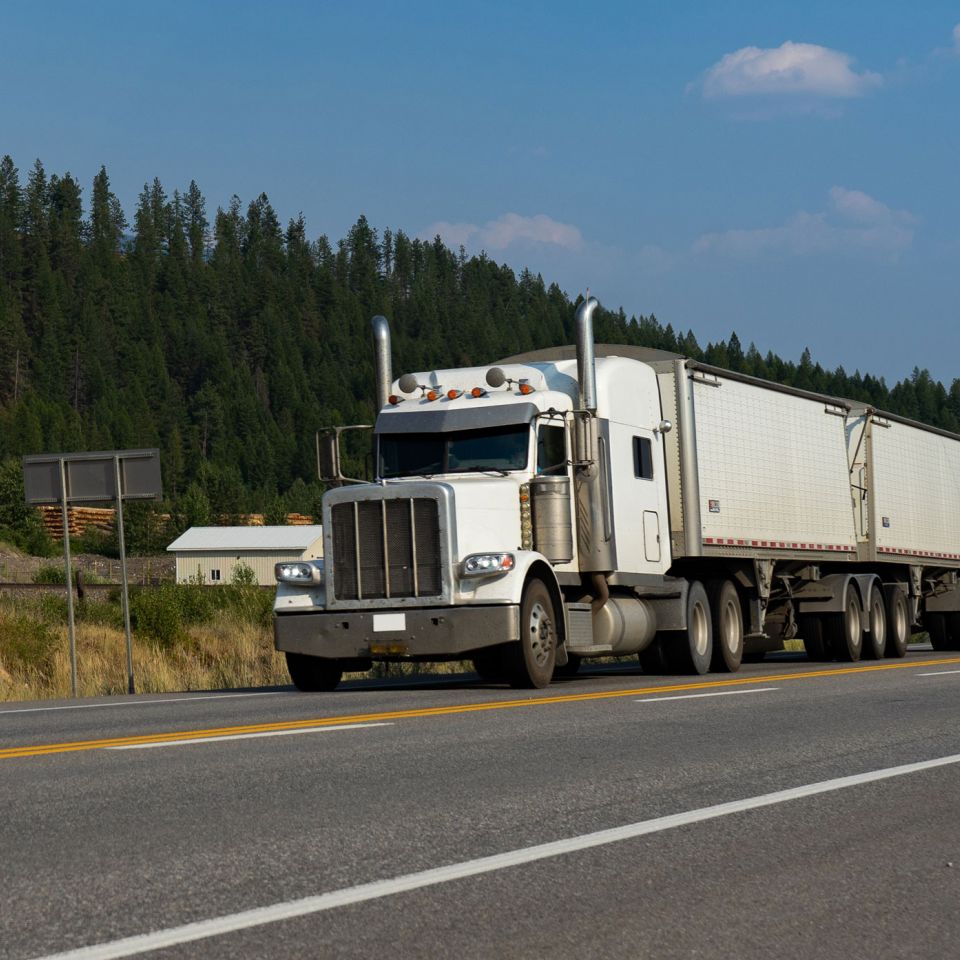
633,436,653,480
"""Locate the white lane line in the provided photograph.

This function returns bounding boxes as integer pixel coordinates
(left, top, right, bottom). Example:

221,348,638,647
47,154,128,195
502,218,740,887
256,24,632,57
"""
31,751,960,960
0,692,286,716
916,670,960,677
635,687,779,703
106,722,393,750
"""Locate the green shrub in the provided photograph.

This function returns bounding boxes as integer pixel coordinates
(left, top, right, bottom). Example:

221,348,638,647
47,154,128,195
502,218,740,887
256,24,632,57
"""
0,615,59,678
33,564,72,585
129,582,216,647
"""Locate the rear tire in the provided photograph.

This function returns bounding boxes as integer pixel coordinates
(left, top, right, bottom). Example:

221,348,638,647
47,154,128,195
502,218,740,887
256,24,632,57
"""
662,581,713,675
824,590,863,662
638,638,670,675
507,578,557,689
884,585,909,658
926,612,960,651
285,652,343,692
708,580,743,673
799,615,828,661
862,587,887,660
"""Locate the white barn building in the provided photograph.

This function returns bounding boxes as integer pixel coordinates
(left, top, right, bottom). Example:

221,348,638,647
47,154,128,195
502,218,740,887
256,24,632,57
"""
167,526,323,586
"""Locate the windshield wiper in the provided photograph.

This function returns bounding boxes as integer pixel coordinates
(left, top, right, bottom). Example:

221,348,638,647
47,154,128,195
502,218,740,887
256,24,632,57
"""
457,465,509,477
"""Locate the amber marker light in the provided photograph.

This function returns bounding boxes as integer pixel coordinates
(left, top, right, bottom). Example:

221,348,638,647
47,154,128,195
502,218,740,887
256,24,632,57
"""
470,386,486,398
426,389,440,402
447,389,463,400
388,395,403,405
518,381,534,395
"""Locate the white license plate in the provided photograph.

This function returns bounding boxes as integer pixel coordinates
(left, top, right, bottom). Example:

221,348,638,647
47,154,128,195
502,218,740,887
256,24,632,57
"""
373,613,406,632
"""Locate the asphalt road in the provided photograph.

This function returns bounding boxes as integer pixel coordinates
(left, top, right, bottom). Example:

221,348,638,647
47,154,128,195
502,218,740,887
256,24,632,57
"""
2,648,960,960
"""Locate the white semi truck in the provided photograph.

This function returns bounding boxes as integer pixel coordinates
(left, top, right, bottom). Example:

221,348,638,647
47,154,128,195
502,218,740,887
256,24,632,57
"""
273,298,960,690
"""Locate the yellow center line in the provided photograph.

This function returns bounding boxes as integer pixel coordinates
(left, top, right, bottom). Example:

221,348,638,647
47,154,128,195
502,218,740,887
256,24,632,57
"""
4,655,960,761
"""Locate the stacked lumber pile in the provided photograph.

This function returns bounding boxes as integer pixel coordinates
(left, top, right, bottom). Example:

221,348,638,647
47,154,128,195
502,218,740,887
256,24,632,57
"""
38,506,115,539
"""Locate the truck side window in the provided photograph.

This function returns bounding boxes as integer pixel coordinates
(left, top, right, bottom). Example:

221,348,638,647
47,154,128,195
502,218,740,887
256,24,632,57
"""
633,436,653,480
537,424,567,474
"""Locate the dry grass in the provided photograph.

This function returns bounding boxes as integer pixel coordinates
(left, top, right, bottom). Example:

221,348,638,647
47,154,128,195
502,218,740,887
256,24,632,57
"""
0,612,290,702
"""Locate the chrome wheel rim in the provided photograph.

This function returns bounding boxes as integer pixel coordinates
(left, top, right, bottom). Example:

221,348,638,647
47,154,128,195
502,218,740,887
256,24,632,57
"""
721,598,740,655
691,601,709,657
527,601,553,667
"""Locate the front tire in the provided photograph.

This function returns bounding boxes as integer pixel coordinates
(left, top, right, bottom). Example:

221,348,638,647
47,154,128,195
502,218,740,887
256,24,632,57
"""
507,578,557,689
285,652,343,692
662,580,713,675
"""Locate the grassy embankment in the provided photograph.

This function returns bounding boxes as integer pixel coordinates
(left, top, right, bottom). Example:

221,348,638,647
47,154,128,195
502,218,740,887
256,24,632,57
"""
0,578,291,701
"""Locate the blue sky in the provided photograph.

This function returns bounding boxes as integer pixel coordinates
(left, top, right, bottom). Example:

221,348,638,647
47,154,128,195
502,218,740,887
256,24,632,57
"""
2,1,958,384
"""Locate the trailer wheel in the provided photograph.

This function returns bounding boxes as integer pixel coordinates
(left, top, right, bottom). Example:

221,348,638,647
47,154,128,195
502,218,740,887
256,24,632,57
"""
662,581,713,675
285,652,343,692
862,588,887,660
506,578,557,689
798,616,828,661
882,586,909,658
926,613,951,651
824,590,863,662
708,580,743,672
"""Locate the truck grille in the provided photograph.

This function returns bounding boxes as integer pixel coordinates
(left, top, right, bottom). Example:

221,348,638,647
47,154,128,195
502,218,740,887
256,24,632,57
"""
330,497,442,600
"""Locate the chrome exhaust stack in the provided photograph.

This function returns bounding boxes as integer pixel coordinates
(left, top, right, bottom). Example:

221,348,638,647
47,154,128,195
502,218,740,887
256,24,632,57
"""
572,295,613,572
371,315,392,413
575,296,599,413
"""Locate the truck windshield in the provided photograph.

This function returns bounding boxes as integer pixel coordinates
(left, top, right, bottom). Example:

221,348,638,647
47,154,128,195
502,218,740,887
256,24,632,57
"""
379,424,530,478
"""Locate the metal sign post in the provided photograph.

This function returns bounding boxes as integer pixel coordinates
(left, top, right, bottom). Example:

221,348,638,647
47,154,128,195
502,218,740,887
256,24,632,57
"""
23,449,162,698
58,458,78,697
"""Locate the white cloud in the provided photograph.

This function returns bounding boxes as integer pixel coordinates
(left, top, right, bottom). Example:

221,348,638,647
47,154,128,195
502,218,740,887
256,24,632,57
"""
701,41,881,99
422,212,583,252
694,188,915,259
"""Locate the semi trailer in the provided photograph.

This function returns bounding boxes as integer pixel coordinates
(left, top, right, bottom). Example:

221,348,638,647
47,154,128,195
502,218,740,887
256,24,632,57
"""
273,297,960,690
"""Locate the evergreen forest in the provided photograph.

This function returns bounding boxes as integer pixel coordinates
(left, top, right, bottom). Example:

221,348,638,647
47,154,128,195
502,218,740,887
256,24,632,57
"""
1,155,958,553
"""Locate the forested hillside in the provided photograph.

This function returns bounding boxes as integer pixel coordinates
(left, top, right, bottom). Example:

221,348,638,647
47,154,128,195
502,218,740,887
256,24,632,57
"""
1,155,958,551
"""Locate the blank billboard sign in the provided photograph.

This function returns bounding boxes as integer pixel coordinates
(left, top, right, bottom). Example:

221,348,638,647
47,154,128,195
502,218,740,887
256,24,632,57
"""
23,449,162,504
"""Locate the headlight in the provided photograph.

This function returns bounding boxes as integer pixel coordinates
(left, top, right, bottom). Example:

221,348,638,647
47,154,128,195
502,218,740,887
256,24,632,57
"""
275,561,320,584
461,553,516,577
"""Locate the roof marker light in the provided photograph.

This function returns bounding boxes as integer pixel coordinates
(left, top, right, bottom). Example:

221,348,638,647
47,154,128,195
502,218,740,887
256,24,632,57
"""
426,389,440,402
388,395,404,405
518,381,535,395
447,389,463,400
471,387,486,398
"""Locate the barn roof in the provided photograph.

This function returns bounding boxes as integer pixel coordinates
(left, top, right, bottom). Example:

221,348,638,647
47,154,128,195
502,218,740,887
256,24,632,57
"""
167,525,323,552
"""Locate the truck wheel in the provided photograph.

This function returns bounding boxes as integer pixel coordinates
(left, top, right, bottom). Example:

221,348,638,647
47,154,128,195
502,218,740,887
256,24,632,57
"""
824,590,863,662
638,638,670,675
707,580,743,672
471,648,505,683
884,585,909,658
285,652,343,692
862,588,887,660
926,613,951,651
799,616,828,661
662,581,713,675
507,578,557,689
554,653,582,678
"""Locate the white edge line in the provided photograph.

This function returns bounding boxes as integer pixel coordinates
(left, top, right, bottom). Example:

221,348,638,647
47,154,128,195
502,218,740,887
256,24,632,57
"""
635,687,779,703
106,722,393,750
916,670,960,677
0,692,286,715
30,751,960,960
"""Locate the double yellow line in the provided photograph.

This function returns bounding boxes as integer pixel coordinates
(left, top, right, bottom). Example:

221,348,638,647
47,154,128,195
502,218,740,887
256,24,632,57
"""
4,656,960,761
